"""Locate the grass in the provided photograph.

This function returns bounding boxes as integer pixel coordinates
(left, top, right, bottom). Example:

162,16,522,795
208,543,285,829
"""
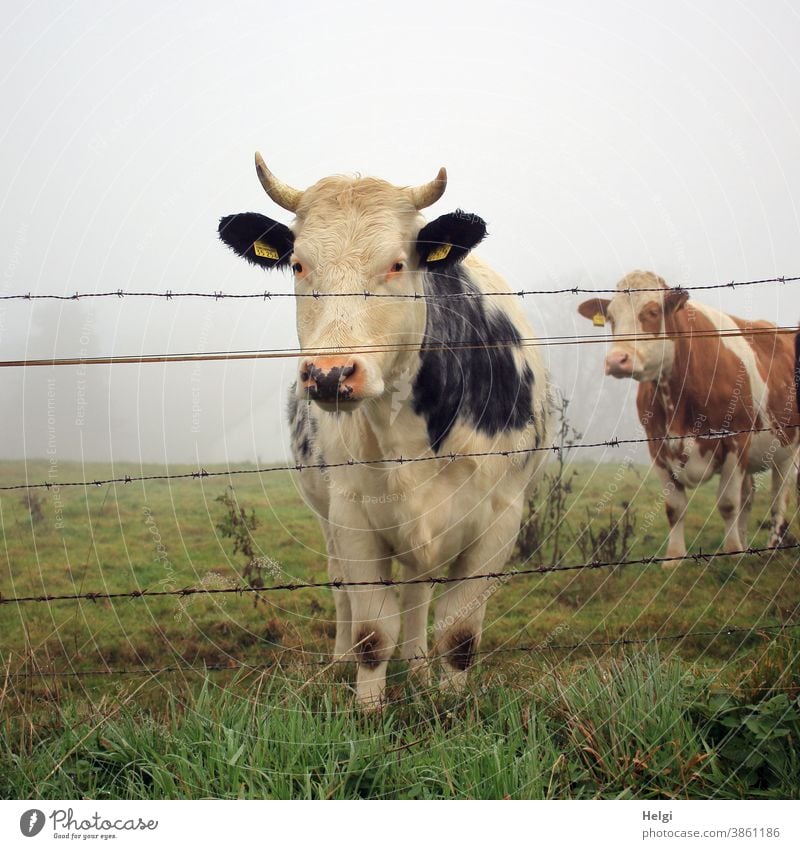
2,647,798,799
1,458,799,798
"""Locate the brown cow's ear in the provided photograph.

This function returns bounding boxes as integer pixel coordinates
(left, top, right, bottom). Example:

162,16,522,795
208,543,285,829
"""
664,287,689,313
577,298,611,326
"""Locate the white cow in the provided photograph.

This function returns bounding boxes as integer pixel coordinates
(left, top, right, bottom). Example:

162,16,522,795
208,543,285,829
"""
219,154,552,707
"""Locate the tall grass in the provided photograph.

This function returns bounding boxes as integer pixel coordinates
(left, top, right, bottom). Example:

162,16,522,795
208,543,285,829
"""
2,650,798,800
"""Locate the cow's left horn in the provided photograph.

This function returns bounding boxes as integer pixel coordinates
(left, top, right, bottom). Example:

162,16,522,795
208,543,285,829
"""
406,167,447,209
254,152,303,212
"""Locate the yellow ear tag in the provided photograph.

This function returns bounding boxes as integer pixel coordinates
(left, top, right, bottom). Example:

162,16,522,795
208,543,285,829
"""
253,240,280,260
592,313,606,327
427,243,452,263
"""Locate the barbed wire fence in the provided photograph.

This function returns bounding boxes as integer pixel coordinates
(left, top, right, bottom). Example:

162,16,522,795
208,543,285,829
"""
1,271,799,687
6,621,799,680
0,423,798,492
1,542,798,607
1,273,797,301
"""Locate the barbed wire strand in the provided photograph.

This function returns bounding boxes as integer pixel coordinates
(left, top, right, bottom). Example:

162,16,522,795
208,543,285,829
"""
1,323,798,370
1,275,798,303
2,422,798,493
1,542,797,607
7,620,798,679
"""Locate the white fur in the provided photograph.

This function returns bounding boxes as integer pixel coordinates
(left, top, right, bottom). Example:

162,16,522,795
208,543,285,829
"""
286,175,552,706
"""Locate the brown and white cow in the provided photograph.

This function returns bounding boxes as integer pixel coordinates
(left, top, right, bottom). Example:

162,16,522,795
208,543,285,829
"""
578,270,799,561
219,154,552,707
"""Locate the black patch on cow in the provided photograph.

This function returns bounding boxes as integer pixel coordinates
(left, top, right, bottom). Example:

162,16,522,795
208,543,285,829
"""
446,630,477,671
412,265,534,452
416,210,487,270
288,385,321,464
218,212,294,269
354,628,387,669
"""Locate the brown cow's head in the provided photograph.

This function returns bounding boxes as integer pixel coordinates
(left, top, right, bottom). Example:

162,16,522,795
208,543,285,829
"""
219,154,486,412
577,270,689,382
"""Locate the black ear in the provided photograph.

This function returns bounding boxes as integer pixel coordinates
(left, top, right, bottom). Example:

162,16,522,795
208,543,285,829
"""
416,210,487,269
218,212,294,270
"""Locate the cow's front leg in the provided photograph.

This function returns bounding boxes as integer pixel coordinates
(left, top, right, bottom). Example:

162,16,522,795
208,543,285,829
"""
329,502,398,709
655,465,688,563
738,473,755,550
321,519,353,660
768,455,794,547
717,453,745,552
399,576,435,687
434,500,522,691
331,582,353,660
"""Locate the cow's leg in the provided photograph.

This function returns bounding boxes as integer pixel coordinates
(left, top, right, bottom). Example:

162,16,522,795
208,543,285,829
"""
768,455,794,547
717,453,745,552
738,473,755,550
655,465,688,563
331,586,354,660
399,576,435,686
320,519,354,660
434,501,522,691
345,558,400,710
329,503,399,709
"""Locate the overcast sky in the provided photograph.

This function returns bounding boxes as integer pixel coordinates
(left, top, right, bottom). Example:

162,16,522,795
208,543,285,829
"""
0,0,798,469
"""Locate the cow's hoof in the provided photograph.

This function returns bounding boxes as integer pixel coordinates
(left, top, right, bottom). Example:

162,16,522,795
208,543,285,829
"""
439,667,469,693
407,658,432,689
355,690,387,713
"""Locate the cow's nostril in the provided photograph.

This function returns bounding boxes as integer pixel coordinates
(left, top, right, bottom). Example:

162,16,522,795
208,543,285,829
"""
339,364,356,381
300,369,310,382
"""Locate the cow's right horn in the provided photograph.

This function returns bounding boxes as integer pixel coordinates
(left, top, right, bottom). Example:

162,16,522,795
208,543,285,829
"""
254,152,303,212
406,167,448,209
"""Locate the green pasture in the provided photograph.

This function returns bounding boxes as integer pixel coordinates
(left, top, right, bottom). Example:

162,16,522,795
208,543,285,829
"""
0,458,798,799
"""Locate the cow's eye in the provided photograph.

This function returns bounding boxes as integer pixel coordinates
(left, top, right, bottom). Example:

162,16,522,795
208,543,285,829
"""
292,262,303,275
392,262,404,273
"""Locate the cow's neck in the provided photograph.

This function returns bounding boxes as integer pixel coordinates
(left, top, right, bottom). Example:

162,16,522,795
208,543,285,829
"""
647,307,704,434
360,383,432,460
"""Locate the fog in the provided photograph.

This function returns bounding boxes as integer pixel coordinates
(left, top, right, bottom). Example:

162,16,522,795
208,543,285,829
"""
1,0,798,469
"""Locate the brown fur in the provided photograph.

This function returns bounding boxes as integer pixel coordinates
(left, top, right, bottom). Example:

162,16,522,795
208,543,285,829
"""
636,305,800,468
354,628,389,669
731,316,798,438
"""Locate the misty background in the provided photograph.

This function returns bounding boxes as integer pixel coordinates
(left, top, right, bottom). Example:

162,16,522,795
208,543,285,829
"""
1,0,798,471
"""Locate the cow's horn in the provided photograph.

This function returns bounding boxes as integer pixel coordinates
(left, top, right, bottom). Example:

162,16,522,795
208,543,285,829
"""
254,152,303,212
406,167,447,209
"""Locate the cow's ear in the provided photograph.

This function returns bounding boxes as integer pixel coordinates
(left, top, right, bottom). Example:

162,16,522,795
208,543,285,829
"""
578,298,612,326
218,213,294,270
664,287,689,313
416,210,486,269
